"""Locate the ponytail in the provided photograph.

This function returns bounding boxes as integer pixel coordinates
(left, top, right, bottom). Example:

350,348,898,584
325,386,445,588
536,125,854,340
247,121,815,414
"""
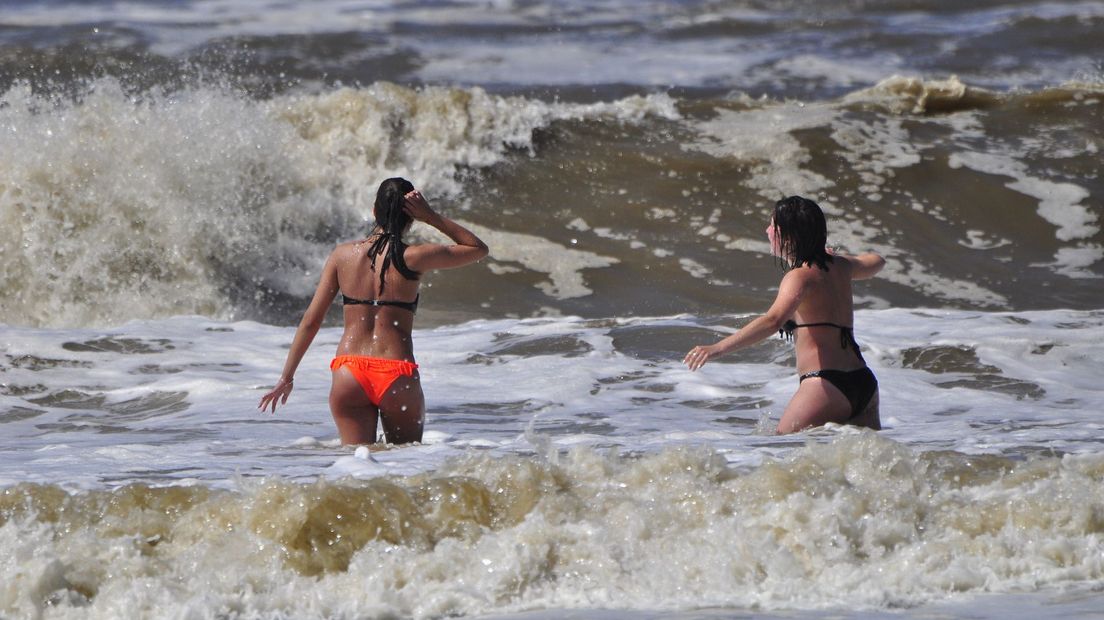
368,178,420,293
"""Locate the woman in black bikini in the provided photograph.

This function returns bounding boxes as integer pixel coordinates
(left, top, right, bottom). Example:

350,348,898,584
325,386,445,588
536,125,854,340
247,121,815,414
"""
684,196,885,434
258,178,488,444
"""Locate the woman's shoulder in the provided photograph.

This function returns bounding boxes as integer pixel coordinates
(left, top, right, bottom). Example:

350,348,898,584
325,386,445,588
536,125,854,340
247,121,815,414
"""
829,254,855,273
324,239,372,266
786,261,840,279
782,260,850,291
833,252,885,280
399,240,443,261
331,238,371,254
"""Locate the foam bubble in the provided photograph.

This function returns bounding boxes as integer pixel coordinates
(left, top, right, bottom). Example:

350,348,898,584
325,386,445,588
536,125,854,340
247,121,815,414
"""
677,257,709,278
1031,245,1104,279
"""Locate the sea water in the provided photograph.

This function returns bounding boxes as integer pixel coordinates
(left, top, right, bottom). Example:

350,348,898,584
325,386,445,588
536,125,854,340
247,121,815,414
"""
1,1,1103,618
3,310,1104,618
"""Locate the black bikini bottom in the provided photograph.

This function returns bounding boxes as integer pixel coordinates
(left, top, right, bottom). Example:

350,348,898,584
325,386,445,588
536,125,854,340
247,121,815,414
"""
799,367,878,419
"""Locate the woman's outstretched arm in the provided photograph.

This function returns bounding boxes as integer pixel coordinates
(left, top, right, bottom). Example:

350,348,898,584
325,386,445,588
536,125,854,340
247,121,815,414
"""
684,270,807,371
258,252,340,413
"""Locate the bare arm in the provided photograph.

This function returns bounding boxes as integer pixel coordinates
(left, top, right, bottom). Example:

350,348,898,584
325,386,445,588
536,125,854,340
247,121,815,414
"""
838,251,885,280
684,271,806,371
258,252,340,413
402,190,489,272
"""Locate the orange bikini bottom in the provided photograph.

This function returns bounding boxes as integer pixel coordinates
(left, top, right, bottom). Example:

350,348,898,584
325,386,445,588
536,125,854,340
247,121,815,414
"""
330,355,419,406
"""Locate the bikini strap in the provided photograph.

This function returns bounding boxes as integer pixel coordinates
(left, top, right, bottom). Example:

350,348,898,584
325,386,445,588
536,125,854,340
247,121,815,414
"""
341,294,419,313
778,320,859,352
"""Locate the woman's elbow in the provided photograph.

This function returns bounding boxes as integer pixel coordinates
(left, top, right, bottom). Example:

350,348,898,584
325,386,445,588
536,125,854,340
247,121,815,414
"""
300,310,326,332
852,253,885,279
761,313,788,333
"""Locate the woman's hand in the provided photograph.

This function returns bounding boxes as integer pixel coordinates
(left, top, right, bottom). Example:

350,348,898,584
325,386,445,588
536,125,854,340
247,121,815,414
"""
258,377,294,413
403,190,439,224
684,344,719,372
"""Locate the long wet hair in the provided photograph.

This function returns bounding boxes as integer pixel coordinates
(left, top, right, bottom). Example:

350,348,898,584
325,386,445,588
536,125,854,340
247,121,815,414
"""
367,177,420,294
772,195,833,271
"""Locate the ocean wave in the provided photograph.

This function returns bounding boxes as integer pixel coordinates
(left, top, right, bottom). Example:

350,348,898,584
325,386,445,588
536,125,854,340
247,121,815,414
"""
2,436,1103,618
685,76,1101,304
1,75,1099,329
0,79,677,328
842,75,1104,115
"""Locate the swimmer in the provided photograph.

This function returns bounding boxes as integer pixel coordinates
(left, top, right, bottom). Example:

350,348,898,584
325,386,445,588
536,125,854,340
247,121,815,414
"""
258,178,488,444
684,196,885,434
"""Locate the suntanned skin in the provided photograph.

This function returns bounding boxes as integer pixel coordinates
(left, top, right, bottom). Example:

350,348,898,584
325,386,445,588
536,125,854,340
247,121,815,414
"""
684,218,885,434
258,190,488,445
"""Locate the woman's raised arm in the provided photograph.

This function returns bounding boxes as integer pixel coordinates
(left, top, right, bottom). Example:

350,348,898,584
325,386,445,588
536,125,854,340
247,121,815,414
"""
402,190,489,272
846,252,885,280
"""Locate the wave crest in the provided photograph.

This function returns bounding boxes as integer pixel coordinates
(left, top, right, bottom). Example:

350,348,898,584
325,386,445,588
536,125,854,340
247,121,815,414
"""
0,80,676,327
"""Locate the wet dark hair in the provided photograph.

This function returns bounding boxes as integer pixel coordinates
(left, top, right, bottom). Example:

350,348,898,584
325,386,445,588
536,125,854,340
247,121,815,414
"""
772,195,832,271
367,177,420,293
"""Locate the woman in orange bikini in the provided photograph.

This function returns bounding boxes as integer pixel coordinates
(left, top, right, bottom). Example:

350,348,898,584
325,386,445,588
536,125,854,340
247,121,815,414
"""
683,195,885,434
258,178,488,444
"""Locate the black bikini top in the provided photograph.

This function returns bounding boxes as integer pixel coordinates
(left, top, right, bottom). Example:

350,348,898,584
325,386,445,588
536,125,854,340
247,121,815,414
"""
780,320,864,361
341,294,419,314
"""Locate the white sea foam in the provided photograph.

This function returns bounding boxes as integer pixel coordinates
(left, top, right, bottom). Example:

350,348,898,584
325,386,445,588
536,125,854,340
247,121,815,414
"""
455,222,620,300
960,229,1012,250
1031,245,1104,279
948,150,1097,241
689,101,839,199
829,115,922,195
3,308,1103,489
